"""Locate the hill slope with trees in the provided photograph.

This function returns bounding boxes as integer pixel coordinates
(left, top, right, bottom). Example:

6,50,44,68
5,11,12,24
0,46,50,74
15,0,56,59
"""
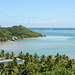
0,25,42,42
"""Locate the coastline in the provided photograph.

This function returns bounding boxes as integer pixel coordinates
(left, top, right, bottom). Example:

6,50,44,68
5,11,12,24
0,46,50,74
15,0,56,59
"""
0,41,14,45
0,36,45,45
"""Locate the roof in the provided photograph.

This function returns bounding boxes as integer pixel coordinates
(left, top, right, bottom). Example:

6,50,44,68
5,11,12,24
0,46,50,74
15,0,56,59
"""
0,58,22,63
0,59,13,63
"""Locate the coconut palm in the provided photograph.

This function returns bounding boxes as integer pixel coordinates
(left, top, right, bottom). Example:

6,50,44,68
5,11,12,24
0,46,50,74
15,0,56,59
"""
34,53,39,63
1,50,5,57
66,59,73,69
30,54,33,62
40,55,46,63
5,53,10,59
47,55,52,63
13,57,17,66
54,53,59,58
19,51,23,59
10,51,14,59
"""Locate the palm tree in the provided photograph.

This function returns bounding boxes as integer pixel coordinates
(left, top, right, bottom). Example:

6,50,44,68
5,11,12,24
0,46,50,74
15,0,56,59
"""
5,53,10,59
30,54,33,62
1,50,5,57
34,53,39,63
54,53,59,58
0,63,4,69
54,56,60,65
17,64,23,75
47,55,52,63
13,57,17,66
65,56,69,60
66,59,73,69
62,54,66,59
6,62,16,75
19,51,23,59
1,67,6,75
0,63,6,75
26,53,29,58
21,69,27,75
25,62,37,75
25,53,30,62
10,51,14,59
40,55,46,63
46,55,53,71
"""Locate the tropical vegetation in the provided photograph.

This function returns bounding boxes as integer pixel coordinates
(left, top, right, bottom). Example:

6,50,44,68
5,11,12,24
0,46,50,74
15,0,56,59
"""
0,25,42,42
0,50,75,75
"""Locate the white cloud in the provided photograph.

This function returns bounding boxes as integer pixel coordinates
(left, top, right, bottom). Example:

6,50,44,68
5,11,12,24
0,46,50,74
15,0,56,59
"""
37,21,48,24
26,21,49,24
51,19,56,23
42,21,48,23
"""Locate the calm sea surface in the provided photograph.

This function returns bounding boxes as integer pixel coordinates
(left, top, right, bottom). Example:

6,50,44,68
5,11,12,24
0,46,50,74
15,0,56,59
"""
0,30,75,59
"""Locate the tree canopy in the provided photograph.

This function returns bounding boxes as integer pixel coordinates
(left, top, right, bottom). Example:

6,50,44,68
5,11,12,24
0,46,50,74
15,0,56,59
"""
0,50,75,75
0,25,42,42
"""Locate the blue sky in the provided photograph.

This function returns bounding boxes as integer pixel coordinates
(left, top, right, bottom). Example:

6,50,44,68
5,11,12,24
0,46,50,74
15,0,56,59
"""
0,0,75,28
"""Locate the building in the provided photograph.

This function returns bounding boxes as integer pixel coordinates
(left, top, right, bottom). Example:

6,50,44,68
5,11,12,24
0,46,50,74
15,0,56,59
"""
0,58,24,65
12,37,17,41
7,37,18,41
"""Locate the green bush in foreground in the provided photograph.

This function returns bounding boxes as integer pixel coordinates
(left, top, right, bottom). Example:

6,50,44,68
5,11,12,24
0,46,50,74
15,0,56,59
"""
45,68,74,75
0,50,75,75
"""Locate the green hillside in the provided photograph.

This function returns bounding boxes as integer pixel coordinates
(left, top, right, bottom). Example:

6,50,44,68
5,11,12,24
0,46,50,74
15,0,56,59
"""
0,25,42,41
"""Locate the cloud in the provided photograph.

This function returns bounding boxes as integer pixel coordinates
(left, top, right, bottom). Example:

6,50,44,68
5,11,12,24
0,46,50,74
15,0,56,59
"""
23,20,49,24
42,21,48,23
51,19,56,23
30,21,48,24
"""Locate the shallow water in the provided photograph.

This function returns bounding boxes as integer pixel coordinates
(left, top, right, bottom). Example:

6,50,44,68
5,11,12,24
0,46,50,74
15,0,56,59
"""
0,30,75,59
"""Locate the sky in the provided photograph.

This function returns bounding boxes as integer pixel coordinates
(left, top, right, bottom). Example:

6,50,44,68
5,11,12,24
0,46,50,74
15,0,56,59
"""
0,0,75,28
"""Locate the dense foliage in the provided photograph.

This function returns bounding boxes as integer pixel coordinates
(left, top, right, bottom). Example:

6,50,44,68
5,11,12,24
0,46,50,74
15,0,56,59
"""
0,25,42,42
0,50,75,75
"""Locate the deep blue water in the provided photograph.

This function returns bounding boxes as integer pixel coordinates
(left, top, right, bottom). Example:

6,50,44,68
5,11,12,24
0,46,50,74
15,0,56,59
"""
0,30,75,59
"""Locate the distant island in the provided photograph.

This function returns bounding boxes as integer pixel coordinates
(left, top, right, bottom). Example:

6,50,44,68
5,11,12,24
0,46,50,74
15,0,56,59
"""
0,25,43,42
29,28,75,30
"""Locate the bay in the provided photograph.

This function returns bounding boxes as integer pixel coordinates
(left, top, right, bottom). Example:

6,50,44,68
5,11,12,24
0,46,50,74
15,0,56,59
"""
0,30,75,59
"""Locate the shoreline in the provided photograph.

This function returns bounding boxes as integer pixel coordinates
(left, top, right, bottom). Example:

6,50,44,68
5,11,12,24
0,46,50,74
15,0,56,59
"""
0,41,14,45
0,36,45,45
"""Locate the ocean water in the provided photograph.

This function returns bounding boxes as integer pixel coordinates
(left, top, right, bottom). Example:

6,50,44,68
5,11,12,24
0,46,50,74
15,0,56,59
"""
0,30,75,59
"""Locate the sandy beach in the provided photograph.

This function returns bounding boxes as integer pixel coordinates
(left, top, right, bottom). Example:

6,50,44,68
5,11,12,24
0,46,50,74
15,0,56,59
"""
0,41,14,45
0,36,45,45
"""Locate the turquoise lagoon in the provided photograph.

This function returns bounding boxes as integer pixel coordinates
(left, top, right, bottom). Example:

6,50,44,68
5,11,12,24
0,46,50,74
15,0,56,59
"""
0,30,75,59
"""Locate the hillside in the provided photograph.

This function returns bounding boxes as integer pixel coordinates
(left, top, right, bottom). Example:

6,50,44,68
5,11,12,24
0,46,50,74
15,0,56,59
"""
0,25,42,41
